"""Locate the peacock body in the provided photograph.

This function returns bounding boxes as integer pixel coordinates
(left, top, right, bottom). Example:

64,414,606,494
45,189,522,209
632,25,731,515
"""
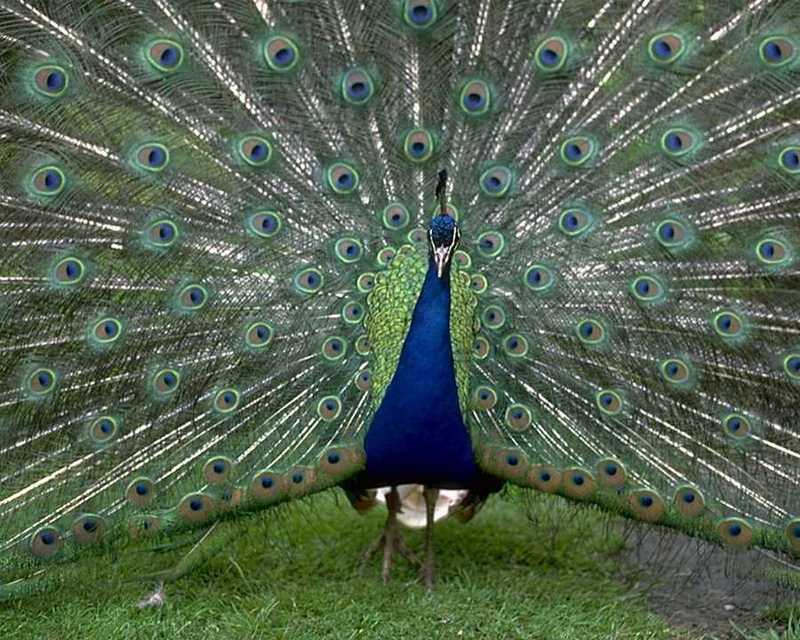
1,0,800,596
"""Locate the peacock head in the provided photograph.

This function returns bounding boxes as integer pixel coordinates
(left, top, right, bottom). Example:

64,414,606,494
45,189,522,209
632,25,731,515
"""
428,214,460,279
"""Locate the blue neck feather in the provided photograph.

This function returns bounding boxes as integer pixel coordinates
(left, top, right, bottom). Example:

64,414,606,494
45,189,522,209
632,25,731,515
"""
362,258,479,488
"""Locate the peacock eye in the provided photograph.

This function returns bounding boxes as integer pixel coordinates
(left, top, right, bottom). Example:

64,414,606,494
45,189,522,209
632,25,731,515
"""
596,389,623,415
382,203,410,230
31,165,65,196
480,166,513,197
576,318,606,344
783,353,800,380
341,68,375,105
247,211,282,238
90,416,118,444
26,368,57,396
481,305,506,330
355,334,371,355
660,357,691,384
34,65,69,97
52,257,86,286
404,128,435,163
152,368,180,396
204,456,233,483
294,267,324,294
476,231,505,258
334,237,364,263
317,395,342,421
145,219,179,249
341,300,365,324
264,35,300,72
535,36,569,71
326,162,359,194
502,334,528,357
355,369,372,391
145,39,185,72
404,0,438,29
759,36,796,67
178,284,208,311
357,271,376,292
524,264,555,292
472,336,490,360
459,79,492,116
72,514,106,545
245,321,274,349
126,477,156,507
779,146,800,174
134,143,170,172
648,32,686,64
655,218,691,249
712,310,744,339
755,237,790,266
238,136,273,166
629,275,666,303
558,207,593,236
505,404,532,431
377,246,396,268
723,413,752,440
321,336,348,361
472,385,497,410
560,136,596,166
660,128,698,157
470,273,488,294
213,388,240,413
30,526,64,558
92,317,123,345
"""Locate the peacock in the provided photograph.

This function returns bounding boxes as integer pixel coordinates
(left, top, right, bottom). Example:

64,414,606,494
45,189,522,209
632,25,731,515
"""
1,0,800,601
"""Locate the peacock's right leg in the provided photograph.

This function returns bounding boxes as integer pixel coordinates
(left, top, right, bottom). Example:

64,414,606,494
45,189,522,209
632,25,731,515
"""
359,486,420,583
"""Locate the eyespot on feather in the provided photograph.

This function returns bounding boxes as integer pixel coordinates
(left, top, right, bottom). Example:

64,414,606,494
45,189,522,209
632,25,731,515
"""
145,39,185,72
33,65,69,97
263,35,300,72
674,485,706,518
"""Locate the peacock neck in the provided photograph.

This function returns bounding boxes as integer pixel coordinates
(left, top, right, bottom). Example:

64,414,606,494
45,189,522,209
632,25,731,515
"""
360,257,480,489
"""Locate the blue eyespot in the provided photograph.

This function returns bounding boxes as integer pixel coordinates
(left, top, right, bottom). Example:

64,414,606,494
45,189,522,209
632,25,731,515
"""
779,146,800,173
782,353,800,380
31,165,66,196
648,33,686,64
341,68,375,105
405,1,437,28
535,37,569,71
576,318,606,345
560,137,596,166
660,128,698,157
145,39,185,73
34,65,69,97
459,79,491,116
134,143,170,172
480,166,512,197
655,218,691,249
264,35,300,72
759,37,796,67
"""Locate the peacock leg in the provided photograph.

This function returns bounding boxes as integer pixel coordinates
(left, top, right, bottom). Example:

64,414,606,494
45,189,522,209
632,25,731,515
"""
358,486,420,582
421,486,439,591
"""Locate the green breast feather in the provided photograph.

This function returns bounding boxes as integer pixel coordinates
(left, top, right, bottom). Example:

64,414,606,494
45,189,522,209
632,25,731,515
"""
365,244,477,417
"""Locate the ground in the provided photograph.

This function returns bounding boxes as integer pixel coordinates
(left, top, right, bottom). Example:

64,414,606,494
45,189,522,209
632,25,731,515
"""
0,489,796,639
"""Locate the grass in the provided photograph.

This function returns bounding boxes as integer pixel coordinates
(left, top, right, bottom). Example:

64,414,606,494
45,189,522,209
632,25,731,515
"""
0,489,795,640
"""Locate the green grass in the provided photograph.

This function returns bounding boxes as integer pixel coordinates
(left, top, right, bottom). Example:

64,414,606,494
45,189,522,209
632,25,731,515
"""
0,490,793,639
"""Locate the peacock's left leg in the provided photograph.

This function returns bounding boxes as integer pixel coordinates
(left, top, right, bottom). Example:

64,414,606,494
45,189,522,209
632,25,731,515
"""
359,486,420,583
421,487,439,591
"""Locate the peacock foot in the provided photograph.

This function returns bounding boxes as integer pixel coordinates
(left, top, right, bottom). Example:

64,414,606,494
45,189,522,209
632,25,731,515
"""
359,486,421,583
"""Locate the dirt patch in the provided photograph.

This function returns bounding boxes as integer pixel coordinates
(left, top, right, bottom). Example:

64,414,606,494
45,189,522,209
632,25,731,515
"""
615,526,794,638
